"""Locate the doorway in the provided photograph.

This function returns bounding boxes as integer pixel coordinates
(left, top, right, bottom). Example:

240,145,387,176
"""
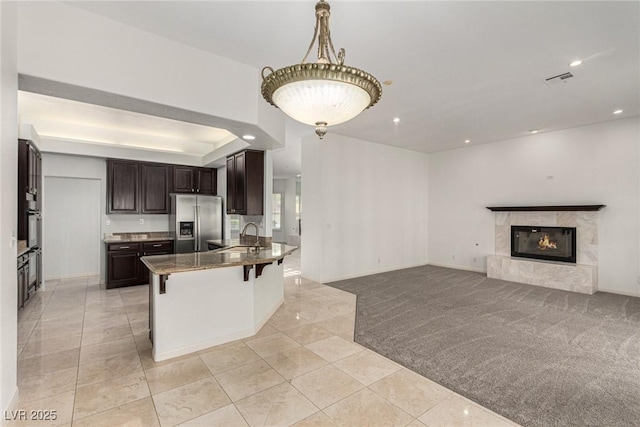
43,177,101,279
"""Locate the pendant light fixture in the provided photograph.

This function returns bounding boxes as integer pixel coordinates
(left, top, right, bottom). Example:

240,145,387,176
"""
261,0,382,139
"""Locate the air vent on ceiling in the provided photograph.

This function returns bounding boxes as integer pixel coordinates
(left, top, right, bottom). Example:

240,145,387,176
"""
544,72,574,86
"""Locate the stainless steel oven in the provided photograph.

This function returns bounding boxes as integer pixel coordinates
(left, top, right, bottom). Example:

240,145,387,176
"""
27,209,40,249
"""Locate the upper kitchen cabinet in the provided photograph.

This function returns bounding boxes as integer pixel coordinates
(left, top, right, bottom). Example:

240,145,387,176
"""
18,139,41,199
173,166,195,193
107,159,140,214
141,163,170,214
196,168,216,195
18,139,42,241
226,150,264,215
108,160,171,214
172,166,217,195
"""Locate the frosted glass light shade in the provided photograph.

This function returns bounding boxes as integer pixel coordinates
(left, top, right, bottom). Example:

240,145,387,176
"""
272,80,371,127
261,63,382,138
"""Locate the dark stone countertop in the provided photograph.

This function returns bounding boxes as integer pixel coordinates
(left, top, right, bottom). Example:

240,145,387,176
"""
140,243,297,275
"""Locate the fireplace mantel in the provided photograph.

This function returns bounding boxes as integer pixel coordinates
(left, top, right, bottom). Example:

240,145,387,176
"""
486,205,605,212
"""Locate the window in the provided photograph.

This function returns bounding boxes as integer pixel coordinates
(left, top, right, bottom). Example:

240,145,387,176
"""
229,215,241,238
272,193,282,230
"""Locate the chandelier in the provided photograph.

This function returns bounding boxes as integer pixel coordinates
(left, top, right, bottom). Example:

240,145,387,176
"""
261,0,382,139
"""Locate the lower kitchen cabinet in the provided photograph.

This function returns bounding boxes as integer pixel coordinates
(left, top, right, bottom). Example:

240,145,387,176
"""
106,240,173,288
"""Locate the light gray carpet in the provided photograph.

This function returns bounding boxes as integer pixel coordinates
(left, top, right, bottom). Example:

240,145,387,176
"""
327,265,640,427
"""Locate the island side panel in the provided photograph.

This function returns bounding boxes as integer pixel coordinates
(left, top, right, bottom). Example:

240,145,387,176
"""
253,262,285,332
151,267,254,361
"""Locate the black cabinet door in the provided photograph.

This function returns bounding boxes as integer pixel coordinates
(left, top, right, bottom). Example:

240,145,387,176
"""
107,251,140,288
244,150,264,216
141,163,169,214
234,151,247,214
225,150,263,215
196,168,216,195
107,160,140,213
138,241,173,284
226,156,236,214
173,166,195,193
17,140,29,241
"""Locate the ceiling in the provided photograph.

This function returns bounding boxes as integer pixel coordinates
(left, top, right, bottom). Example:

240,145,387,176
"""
31,1,639,175
18,91,237,155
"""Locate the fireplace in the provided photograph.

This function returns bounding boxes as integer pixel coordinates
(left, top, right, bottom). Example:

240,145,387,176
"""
511,226,576,263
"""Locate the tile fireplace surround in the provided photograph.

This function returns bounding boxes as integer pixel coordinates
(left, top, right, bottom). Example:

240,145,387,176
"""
486,206,604,294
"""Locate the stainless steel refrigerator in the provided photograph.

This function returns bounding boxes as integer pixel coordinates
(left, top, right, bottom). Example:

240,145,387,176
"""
169,194,223,253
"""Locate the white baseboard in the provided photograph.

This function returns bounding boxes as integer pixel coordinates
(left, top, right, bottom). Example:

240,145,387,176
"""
597,287,640,298
152,328,254,362
254,297,284,332
45,273,99,281
427,262,487,274
323,261,429,283
152,297,285,362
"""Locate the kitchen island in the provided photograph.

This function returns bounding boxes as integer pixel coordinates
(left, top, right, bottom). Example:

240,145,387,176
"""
141,242,297,362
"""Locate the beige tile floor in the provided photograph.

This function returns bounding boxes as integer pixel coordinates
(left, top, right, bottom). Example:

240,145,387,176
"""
11,251,520,427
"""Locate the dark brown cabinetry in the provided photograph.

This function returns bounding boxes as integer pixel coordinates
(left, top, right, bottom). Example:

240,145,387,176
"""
107,160,171,214
107,244,140,287
173,166,195,193
108,160,216,214
141,163,170,214
18,139,42,240
106,240,173,288
107,160,140,214
226,150,264,215
196,168,216,195
172,166,217,195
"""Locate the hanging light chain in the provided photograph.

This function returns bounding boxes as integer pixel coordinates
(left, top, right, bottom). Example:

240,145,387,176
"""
260,0,382,140
301,0,344,66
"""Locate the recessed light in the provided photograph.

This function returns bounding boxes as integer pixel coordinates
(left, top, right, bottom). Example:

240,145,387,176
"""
569,60,583,67
529,129,539,134
242,135,255,140
393,117,400,123
613,109,623,115
464,139,471,144
296,174,301,178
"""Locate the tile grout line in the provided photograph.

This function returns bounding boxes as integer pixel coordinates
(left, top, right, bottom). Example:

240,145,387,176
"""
70,278,89,425
120,286,162,427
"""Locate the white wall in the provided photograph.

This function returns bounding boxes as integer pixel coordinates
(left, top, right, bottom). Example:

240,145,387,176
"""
0,0,18,415
428,117,640,296
16,2,284,144
44,177,101,279
41,153,171,283
301,133,429,283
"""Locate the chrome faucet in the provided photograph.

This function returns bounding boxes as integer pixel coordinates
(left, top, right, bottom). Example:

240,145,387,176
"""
240,222,261,250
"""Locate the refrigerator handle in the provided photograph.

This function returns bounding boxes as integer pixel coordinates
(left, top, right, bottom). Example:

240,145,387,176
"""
194,205,199,252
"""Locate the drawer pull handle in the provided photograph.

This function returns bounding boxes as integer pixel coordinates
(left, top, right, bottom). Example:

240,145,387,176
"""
153,244,162,247
120,246,130,249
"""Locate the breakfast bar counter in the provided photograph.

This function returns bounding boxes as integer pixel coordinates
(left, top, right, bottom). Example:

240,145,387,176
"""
141,242,297,276
141,243,297,362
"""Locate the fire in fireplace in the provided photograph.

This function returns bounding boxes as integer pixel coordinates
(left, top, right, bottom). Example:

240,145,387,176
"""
511,226,576,263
